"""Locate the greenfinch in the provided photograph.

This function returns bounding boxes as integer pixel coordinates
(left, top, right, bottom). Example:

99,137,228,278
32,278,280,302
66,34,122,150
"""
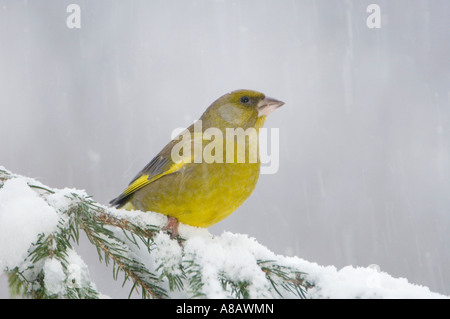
110,89,284,235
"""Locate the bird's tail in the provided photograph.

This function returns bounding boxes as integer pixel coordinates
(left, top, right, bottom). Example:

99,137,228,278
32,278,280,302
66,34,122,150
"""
109,193,133,209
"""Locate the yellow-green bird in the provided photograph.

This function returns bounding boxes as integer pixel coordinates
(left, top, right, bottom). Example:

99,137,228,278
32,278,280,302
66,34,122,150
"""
110,89,284,236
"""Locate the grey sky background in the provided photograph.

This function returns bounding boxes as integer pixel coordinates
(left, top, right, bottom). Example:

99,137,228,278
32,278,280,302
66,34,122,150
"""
1,0,449,297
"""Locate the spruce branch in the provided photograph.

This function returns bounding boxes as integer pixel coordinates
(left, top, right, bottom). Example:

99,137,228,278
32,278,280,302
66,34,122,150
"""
258,260,311,299
7,220,100,299
219,275,251,299
183,259,206,298
1,167,314,299
63,193,167,299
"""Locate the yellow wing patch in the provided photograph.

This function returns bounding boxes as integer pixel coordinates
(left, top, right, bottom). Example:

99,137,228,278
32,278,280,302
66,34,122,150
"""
122,174,150,196
120,132,207,198
121,160,186,197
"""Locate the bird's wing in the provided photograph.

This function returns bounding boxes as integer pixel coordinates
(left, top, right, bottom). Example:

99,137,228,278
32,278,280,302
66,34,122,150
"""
110,128,199,207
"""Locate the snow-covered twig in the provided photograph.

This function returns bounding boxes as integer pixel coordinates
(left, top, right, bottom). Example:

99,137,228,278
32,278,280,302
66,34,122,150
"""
0,166,310,298
0,166,447,299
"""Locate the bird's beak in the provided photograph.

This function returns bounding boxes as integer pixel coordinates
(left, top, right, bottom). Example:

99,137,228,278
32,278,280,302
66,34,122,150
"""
257,97,285,117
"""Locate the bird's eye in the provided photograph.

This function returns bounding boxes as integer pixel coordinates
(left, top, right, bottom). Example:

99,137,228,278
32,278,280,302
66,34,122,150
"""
240,96,250,104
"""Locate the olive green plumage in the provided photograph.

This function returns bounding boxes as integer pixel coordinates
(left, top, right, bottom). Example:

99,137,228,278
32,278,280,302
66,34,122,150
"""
110,89,284,228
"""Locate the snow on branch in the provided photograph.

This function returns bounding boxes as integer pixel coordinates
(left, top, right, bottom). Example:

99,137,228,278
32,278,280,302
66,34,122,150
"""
0,166,446,299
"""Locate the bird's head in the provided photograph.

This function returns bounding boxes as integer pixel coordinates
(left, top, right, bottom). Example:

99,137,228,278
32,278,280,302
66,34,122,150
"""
200,89,284,129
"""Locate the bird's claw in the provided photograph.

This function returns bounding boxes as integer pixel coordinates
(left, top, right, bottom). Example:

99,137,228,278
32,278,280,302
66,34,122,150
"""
163,216,179,239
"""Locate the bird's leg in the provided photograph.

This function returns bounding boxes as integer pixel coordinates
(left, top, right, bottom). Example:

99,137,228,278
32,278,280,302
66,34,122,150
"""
163,216,179,238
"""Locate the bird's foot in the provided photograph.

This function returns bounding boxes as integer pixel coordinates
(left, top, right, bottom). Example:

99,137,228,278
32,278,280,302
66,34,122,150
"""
163,216,179,239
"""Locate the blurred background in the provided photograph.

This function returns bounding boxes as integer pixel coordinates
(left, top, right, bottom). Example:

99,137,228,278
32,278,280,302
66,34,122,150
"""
1,0,449,298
